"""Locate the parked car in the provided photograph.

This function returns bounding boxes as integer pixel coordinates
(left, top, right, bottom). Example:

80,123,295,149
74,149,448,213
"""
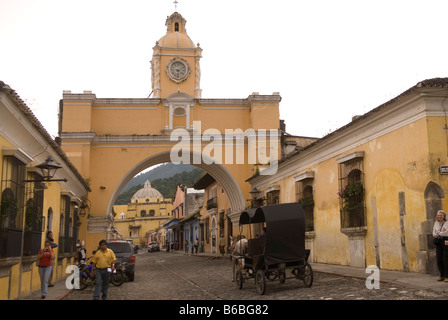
107,240,137,281
148,241,160,253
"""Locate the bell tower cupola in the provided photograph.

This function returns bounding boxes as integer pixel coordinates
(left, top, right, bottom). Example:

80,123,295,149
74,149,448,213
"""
166,12,187,34
151,11,202,99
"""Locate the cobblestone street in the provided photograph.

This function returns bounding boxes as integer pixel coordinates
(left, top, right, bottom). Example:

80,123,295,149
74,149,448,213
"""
64,250,448,301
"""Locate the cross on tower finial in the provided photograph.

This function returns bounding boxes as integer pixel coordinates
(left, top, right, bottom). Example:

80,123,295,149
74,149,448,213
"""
174,0,178,12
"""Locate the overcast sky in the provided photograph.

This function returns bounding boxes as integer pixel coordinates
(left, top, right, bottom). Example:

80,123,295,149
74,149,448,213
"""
1,0,447,139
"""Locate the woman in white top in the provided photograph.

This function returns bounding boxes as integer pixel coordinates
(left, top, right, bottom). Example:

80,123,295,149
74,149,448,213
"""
433,210,448,281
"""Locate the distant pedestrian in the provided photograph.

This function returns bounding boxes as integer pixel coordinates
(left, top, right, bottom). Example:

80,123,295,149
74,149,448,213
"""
74,241,87,264
79,241,87,263
91,240,116,300
194,237,199,254
185,240,189,253
433,210,448,282
37,240,55,299
219,235,225,255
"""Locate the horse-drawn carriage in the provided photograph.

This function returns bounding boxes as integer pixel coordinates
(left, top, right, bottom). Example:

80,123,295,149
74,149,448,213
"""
233,203,313,295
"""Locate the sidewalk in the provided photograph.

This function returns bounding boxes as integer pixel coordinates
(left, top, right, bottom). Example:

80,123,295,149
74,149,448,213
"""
19,278,72,300
19,250,448,299
311,262,448,291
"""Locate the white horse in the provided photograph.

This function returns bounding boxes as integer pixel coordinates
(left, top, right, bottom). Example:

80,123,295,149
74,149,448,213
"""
231,238,248,256
230,237,248,281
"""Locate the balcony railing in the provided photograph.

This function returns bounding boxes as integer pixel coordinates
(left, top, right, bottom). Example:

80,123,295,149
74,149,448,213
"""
206,197,217,210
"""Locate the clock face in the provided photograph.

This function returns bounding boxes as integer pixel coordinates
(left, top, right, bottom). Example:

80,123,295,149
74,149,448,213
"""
170,61,187,79
166,58,190,83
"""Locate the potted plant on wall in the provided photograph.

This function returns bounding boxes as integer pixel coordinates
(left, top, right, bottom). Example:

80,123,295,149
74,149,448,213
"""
298,196,315,208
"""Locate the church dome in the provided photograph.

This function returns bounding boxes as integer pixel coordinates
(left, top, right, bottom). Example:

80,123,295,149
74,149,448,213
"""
157,12,196,49
131,180,163,202
158,32,195,48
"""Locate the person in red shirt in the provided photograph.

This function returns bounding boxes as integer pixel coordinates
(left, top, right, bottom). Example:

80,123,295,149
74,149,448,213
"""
37,240,55,299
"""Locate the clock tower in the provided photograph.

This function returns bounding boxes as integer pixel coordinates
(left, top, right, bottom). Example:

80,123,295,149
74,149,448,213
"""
151,12,202,99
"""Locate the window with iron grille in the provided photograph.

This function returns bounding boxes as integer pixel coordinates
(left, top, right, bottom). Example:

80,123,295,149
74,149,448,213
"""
296,181,315,232
23,173,44,256
59,195,73,254
0,156,26,258
266,190,279,205
205,216,210,244
338,156,366,229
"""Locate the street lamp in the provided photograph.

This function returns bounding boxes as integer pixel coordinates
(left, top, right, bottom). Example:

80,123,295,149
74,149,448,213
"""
249,187,261,200
24,156,68,182
79,198,91,217
249,187,264,208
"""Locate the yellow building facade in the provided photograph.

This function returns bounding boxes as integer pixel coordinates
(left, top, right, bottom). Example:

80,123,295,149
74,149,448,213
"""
193,173,232,254
0,82,90,299
248,78,448,274
113,181,172,246
59,12,281,255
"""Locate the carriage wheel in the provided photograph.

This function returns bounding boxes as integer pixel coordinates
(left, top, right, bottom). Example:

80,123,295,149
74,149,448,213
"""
255,270,266,295
236,269,243,290
302,263,314,287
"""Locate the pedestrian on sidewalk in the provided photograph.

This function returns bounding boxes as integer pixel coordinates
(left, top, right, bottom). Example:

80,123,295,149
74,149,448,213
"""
91,240,116,300
45,231,58,287
433,209,448,282
219,235,225,255
74,241,87,265
194,237,199,254
37,240,55,299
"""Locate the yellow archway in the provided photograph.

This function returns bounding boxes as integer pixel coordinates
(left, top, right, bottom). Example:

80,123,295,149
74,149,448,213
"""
59,11,281,253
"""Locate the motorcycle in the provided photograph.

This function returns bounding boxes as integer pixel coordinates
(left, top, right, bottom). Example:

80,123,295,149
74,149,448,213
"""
77,257,125,288
78,259,95,290
110,262,126,286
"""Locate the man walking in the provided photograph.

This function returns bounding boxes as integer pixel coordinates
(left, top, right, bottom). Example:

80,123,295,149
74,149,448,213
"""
91,240,116,300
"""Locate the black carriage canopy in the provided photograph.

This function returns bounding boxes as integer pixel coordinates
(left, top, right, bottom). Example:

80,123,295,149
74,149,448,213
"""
239,203,306,266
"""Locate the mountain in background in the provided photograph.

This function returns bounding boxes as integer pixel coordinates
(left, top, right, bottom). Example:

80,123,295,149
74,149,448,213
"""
115,163,204,205
122,162,197,191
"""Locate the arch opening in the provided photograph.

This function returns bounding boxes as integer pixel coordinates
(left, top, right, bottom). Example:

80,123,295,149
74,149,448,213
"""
106,150,246,219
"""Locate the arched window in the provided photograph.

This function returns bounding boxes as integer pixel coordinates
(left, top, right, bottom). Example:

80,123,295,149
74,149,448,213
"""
339,168,365,228
175,22,179,32
299,185,314,231
47,207,53,231
59,213,64,238
424,181,444,221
